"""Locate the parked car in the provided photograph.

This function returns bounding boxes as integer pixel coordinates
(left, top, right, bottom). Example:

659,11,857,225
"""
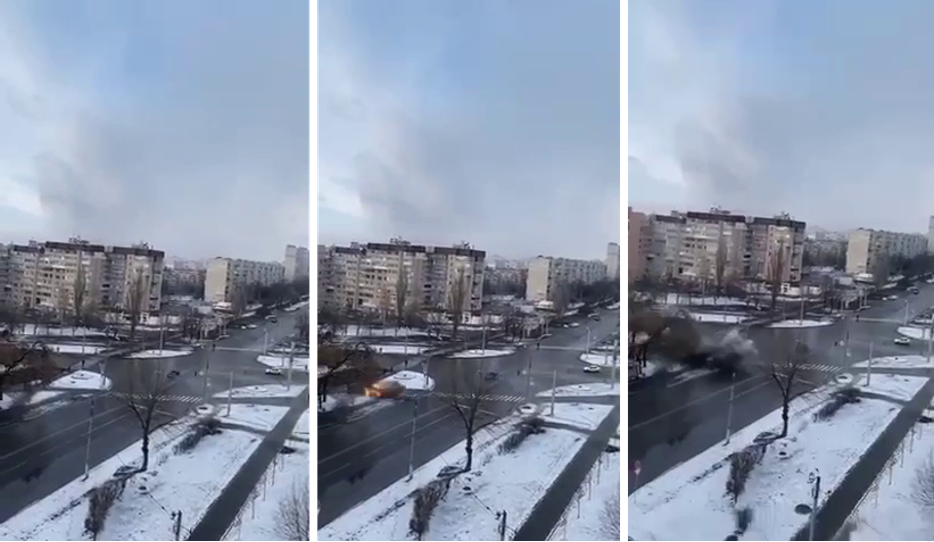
265,367,283,375
583,365,601,373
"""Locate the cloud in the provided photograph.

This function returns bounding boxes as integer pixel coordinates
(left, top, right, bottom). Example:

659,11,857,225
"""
630,0,934,232
0,0,309,260
319,0,620,260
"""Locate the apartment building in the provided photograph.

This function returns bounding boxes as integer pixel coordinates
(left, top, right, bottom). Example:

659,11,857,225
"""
318,240,486,314
628,208,653,283
606,242,620,280
928,216,934,255
204,257,286,304
845,228,928,276
0,239,165,315
525,256,607,303
645,209,806,285
283,244,310,282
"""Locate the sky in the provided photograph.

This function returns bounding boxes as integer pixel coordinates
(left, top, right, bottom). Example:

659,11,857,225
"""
0,1,309,262
318,0,621,261
630,0,934,235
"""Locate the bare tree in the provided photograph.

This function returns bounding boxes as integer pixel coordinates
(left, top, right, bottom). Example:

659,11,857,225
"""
768,341,811,438
295,310,310,344
447,267,469,342
0,341,55,401
601,489,621,540
552,281,569,319
424,310,447,340
378,285,393,326
911,450,934,508
275,478,310,541
116,359,174,471
715,233,729,295
126,269,148,341
872,257,891,291
767,239,786,311
394,269,409,329
317,340,379,406
444,359,496,472
73,259,88,327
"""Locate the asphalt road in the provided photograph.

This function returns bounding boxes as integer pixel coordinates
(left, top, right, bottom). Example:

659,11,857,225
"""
317,307,621,527
628,282,934,493
0,310,307,524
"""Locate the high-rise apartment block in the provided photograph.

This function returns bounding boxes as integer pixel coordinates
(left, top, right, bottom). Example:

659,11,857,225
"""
845,228,927,276
928,216,934,255
283,244,310,282
628,207,653,283
317,240,486,313
631,208,806,285
605,242,620,280
204,257,285,304
525,256,607,303
0,239,165,315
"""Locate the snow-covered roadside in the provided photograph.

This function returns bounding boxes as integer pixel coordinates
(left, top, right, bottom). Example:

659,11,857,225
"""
449,348,515,359
691,313,750,324
629,373,928,541
367,344,432,355
898,326,933,341
256,354,310,371
846,403,934,540
224,410,310,541
0,403,294,541
579,352,620,367
548,452,620,541
767,318,834,329
852,355,932,369
342,325,431,339
44,344,108,355
319,405,615,541
127,349,193,359
213,383,307,400
18,324,109,338
541,403,616,431
538,383,621,398
0,370,112,411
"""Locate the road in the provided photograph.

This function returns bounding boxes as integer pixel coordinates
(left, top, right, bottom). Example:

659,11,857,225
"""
0,309,306,524
317,307,621,527
628,282,934,493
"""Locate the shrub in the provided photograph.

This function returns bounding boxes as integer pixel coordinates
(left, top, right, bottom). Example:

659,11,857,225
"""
498,416,546,454
84,475,129,539
408,478,450,540
734,506,753,535
173,416,222,455
814,386,861,421
725,443,767,503
911,451,934,507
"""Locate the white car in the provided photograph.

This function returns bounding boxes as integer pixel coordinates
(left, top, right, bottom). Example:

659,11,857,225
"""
265,367,283,375
247,324,258,329
583,365,601,373
569,322,580,328
895,337,911,346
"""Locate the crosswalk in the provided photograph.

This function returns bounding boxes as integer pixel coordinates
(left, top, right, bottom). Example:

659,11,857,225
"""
110,392,205,405
427,391,527,404
746,362,840,374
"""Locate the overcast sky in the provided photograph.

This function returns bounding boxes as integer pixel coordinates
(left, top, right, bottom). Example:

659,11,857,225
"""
318,0,621,261
630,0,934,235
0,1,309,262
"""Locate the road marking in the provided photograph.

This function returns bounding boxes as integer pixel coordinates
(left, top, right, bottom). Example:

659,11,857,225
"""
430,391,526,404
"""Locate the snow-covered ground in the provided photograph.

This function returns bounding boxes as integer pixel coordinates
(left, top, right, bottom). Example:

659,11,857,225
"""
629,373,928,541
367,344,432,355
319,404,615,541
212,384,307,400
50,370,112,391
44,343,109,355
449,348,515,359
0,401,294,541
691,313,750,324
127,349,193,359
541,403,615,431
579,352,619,367
0,370,111,411
17,325,109,338
222,404,291,431
255,354,310,371
660,294,748,307
549,452,619,541
846,406,934,540
318,372,434,417
852,355,933,369
384,370,435,391
538,383,622,398
342,325,431,338
224,410,310,541
897,326,933,341
767,318,834,329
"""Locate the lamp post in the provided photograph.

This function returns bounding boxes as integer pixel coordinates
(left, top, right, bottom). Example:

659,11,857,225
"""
808,470,821,541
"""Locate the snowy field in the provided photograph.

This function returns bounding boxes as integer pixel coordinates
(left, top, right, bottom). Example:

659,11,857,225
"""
898,326,933,341
549,452,619,541
847,406,934,540
385,370,435,391
767,318,834,329
224,410,310,541
44,343,108,355
541,403,616,431
319,404,614,541
127,349,193,359
852,355,933,369
538,383,622,398
449,348,515,359
0,401,294,541
690,313,750,324
367,344,432,355
579,352,619,367
629,373,928,541
212,384,307,400
221,404,291,431
255,354,310,371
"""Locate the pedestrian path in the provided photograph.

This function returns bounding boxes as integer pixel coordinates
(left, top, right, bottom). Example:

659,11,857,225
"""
110,391,204,404
428,391,527,404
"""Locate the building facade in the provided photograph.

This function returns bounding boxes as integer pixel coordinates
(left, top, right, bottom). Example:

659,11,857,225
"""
644,209,806,285
628,208,652,283
606,242,620,281
845,228,928,276
0,239,165,315
525,256,607,303
318,240,486,314
204,257,286,304
283,244,310,282
928,216,934,255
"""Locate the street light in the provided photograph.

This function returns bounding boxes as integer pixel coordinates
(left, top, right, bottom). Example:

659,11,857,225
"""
406,396,419,481
808,469,821,541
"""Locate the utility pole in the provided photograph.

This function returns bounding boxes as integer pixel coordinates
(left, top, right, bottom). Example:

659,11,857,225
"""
226,371,234,417
202,341,214,402
82,397,95,480
808,471,821,541
286,341,294,391
905,299,911,326
423,356,431,389
171,510,183,541
928,318,934,364
406,398,419,481
550,369,557,416
867,341,874,386
724,371,736,445
159,323,165,355
586,326,591,354
263,329,268,355
525,348,534,400
497,510,507,541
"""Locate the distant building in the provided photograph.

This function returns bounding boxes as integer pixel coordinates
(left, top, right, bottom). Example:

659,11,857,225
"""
845,228,927,276
0,238,165,315
204,257,285,304
628,208,652,283
283,244,310,282
928,216,934,254
605,242,620,280
525,256,606,303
